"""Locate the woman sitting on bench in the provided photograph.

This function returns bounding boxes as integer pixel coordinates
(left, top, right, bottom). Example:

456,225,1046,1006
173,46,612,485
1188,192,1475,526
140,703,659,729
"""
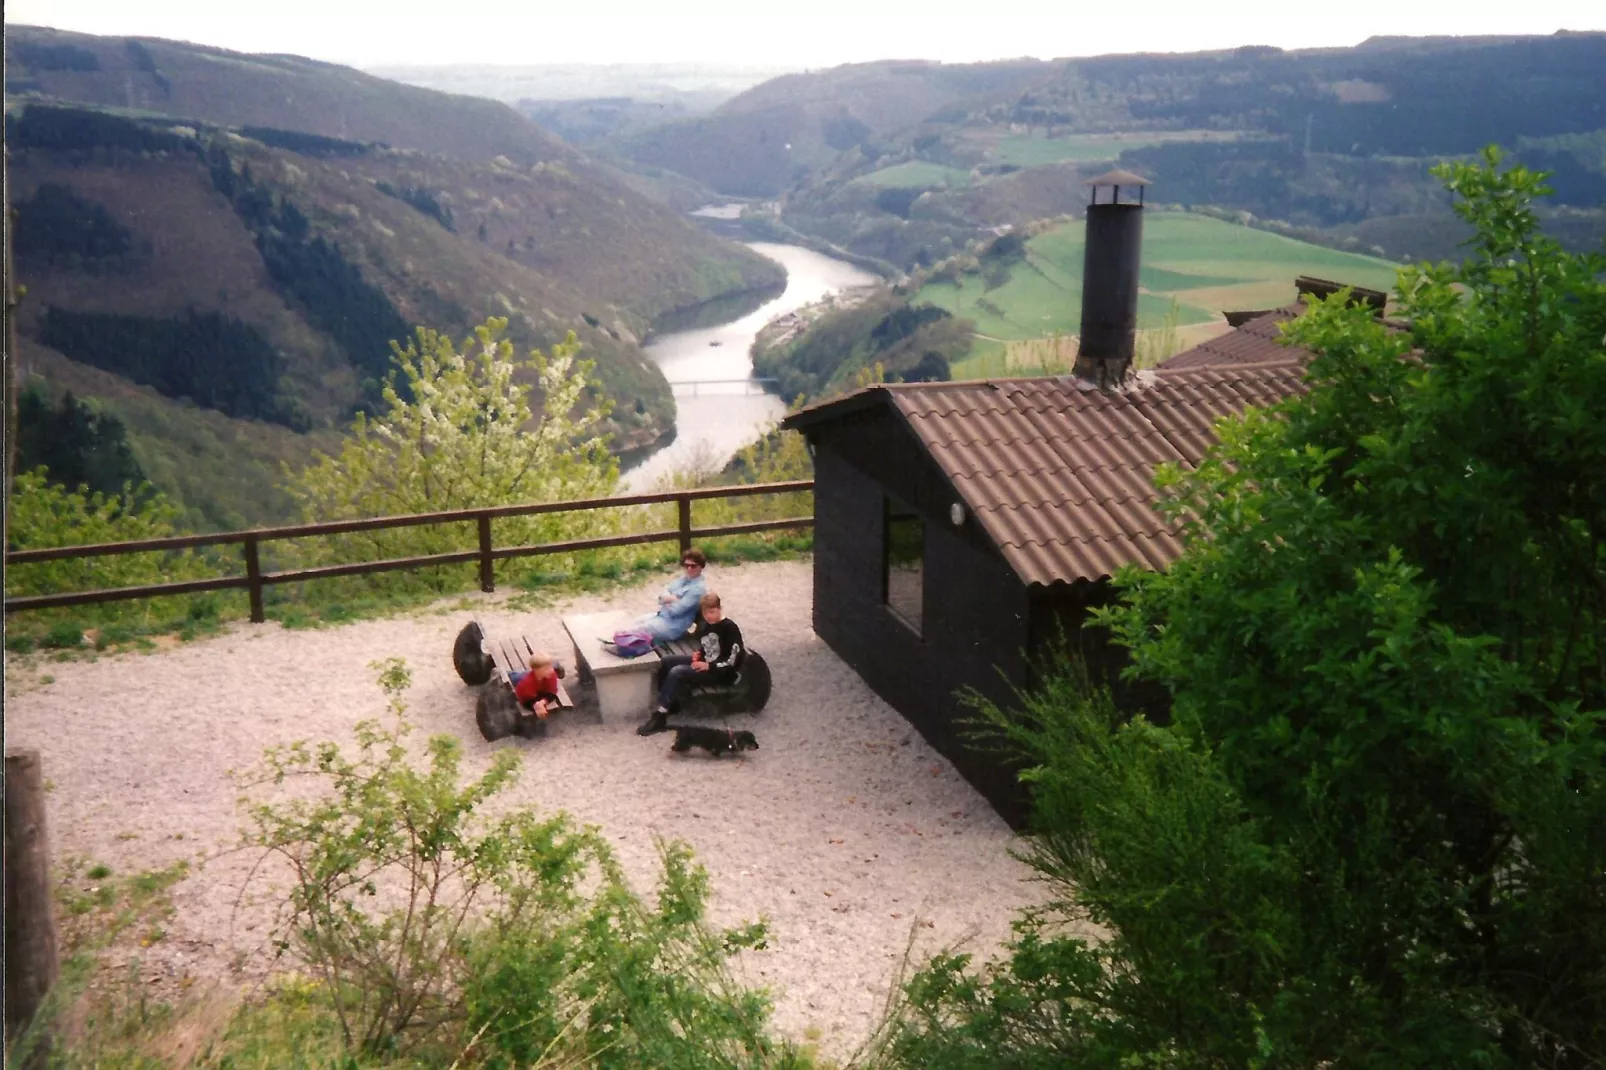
630,548,708,642
508,652,563,720
638,592,744,736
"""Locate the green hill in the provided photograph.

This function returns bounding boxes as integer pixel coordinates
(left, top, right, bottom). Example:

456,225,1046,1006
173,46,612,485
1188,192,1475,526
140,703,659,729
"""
615,34,1606,270
5,27,788,528
612,59,1048,197
916,214,1399,346
6,25,569,164
749,214,1401,404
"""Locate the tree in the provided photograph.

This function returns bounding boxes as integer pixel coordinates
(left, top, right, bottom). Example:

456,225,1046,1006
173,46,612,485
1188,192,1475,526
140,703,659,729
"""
16,386,146,497
880,149,1606,1067
5,469,210,629
286,317,618,586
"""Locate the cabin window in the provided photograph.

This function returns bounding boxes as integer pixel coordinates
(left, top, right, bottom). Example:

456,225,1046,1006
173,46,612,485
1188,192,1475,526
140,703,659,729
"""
883,494,924,635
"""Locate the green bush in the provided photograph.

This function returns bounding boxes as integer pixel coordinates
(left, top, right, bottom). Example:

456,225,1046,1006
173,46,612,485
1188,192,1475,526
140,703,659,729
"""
283,317,622,604
877,150,1606,1067
43,620,88,649
235,659,801,1066
5,469,221,642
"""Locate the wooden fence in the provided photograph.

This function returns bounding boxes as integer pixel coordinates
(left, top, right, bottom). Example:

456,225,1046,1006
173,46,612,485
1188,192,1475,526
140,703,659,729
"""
4,481,813,622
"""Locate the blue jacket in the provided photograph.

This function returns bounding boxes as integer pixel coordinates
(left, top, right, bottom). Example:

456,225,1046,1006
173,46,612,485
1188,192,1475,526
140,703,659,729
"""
651,572,706,638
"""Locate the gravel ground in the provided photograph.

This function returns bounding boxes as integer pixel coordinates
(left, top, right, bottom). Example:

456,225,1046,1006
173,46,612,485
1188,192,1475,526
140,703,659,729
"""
3,559,1050,1058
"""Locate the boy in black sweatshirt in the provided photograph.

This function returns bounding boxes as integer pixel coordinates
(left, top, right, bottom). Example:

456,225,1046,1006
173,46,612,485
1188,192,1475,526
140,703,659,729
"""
638,592,745,736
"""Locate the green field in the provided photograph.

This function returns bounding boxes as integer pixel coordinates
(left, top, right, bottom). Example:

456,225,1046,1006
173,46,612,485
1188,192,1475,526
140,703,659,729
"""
919,213,1400,375
851,161,974,189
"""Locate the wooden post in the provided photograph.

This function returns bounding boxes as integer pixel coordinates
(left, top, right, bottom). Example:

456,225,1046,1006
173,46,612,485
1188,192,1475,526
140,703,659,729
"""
4,144,21,549
477,515,494,593
677,496,693,556
5,750,60,1063
243,534,264,623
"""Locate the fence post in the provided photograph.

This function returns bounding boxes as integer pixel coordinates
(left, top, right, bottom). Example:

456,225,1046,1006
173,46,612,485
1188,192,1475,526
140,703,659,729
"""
243,534,264,623
477,515,495,593
677,496,692,555
5,749,60,1066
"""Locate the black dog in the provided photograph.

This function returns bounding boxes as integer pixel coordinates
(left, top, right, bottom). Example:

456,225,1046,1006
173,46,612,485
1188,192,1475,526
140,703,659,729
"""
670,725,758,757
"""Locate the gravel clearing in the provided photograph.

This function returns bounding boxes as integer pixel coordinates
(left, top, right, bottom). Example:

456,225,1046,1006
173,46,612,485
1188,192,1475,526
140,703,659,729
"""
3,559,1049,1058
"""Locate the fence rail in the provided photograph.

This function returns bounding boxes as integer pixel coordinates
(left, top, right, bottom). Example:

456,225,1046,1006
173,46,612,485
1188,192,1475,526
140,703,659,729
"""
5,481,814,621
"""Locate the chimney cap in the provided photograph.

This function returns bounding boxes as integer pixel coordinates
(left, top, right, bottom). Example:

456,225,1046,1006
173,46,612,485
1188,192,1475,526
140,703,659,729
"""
1084,169,1151,187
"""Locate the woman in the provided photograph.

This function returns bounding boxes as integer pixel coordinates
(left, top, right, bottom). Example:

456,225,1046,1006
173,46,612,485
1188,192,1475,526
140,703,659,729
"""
632,547,708,642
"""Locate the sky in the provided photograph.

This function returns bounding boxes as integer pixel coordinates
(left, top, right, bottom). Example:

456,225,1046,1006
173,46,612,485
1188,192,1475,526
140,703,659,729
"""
8,0,1605,69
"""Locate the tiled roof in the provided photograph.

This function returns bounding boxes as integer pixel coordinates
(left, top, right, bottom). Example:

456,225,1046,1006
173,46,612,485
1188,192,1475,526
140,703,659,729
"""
1159,304,1307,370
785,360,1309,588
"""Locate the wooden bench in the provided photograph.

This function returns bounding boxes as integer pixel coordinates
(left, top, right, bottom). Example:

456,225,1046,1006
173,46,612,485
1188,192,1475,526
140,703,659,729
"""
652,633,773,713
482,632,576,710
452,619,574,742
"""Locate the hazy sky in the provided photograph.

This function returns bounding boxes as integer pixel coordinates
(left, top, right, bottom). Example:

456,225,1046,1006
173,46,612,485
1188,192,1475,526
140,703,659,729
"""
9,0,1605,68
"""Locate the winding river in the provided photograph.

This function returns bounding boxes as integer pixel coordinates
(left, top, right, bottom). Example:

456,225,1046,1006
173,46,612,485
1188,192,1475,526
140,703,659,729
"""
621,240,878,491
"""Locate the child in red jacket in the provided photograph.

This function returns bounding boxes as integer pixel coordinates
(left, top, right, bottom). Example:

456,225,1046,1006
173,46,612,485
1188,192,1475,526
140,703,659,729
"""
509,652,563,720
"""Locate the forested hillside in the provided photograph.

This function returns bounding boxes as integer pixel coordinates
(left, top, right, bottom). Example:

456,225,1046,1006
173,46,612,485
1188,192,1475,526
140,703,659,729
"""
6,26,570,164
612,59,1049,197
4,27,786,528
616,33,1606,271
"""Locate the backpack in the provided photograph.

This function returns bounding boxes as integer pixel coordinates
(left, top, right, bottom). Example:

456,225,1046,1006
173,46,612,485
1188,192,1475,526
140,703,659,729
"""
608,629,656,658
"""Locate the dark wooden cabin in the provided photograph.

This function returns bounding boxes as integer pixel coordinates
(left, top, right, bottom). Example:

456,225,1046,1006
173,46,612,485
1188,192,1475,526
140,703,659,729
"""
781,307,1324,825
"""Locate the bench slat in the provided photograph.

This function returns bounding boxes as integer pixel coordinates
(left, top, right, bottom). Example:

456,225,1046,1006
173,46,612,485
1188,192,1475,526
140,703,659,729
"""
658,637,700,658
489,638,520,678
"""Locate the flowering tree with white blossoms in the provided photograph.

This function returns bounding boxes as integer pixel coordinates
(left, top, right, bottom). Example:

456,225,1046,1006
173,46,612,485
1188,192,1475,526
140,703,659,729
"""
286,317,620,588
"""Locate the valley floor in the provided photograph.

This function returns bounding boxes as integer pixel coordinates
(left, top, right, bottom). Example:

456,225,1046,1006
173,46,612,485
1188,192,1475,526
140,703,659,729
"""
3,560,1053,1060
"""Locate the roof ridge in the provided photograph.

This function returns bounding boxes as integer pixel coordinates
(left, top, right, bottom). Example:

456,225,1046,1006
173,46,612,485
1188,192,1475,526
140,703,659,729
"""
1151,357,1305,380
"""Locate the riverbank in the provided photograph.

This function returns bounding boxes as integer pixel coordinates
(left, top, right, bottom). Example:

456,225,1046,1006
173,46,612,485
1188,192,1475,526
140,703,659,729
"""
737,211,904,280
622,240,879,489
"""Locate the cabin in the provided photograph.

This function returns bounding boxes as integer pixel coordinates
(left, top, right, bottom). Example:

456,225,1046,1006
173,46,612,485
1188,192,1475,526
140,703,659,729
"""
781,172,1387,824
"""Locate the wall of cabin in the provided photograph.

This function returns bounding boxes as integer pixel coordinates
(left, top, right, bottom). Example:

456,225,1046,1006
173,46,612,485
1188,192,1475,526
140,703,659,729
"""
809,409,1033,823
1028,581,1174,725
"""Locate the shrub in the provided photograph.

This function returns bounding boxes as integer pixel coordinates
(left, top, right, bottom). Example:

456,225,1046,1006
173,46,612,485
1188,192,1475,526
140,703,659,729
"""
283,317,620,600
877,149,1606,1067
237,659,799,1065
5,469,219,636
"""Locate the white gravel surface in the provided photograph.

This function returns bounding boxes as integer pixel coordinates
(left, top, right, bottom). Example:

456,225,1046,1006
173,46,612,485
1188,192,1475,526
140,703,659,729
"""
3,559,1048,1058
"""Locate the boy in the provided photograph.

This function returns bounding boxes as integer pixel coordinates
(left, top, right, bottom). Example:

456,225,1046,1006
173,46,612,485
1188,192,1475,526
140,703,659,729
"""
508,652,563,720
637,592,744,736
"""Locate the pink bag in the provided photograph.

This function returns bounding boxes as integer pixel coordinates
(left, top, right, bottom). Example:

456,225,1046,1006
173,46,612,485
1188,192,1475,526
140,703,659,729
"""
609,629,655,658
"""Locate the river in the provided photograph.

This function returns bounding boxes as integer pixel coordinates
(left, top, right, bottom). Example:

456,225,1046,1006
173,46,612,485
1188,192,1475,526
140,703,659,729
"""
620,240,878,491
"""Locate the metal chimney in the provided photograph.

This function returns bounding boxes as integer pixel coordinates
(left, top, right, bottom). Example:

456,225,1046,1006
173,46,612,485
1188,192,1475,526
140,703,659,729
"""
1076,169,1149,388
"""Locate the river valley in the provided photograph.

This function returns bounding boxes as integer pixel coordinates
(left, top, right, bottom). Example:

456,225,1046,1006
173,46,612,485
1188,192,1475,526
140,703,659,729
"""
621,239,878,490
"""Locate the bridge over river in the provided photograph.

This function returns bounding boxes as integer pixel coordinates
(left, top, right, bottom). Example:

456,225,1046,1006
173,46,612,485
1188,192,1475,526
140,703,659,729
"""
620,238,877,491
669,377,779,397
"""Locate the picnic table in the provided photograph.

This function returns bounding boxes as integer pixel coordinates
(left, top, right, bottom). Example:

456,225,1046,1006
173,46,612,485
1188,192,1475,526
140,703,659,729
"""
559,611,660,722
454,613,774,740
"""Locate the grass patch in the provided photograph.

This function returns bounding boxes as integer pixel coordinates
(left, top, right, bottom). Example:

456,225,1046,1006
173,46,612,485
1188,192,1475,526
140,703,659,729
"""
851,161,973,190
921,212,1399,349
989,132,1163,166
1138,265,1245,292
